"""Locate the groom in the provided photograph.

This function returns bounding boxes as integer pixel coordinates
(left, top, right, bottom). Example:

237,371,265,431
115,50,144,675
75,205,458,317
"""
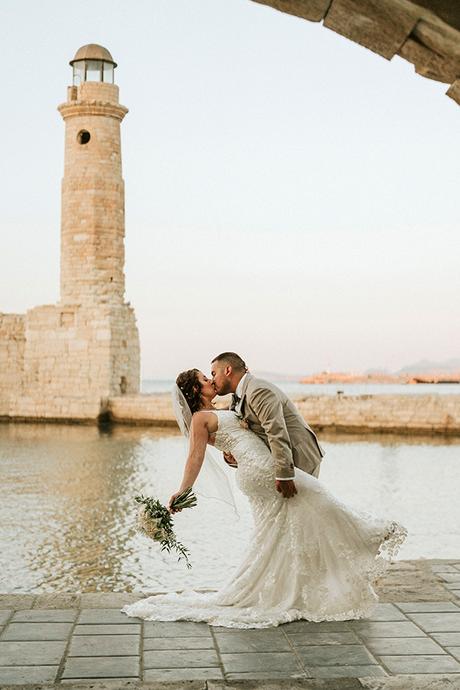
211,352,324,499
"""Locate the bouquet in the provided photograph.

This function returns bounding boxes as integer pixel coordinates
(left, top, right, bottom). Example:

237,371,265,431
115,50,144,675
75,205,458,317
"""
134,488,197,569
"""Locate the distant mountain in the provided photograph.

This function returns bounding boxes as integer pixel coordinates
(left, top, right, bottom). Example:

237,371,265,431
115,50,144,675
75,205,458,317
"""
247,361,460,381
397,358,460,374
299,358,460,385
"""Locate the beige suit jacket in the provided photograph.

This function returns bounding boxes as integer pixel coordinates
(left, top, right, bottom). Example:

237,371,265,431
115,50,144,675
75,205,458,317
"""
233,374,324,479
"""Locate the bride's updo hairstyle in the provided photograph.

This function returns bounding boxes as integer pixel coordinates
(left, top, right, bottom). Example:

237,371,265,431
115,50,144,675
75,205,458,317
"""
176,369,203,414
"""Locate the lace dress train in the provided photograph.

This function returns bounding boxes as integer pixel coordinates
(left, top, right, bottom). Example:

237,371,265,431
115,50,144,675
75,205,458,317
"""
122,411,407,628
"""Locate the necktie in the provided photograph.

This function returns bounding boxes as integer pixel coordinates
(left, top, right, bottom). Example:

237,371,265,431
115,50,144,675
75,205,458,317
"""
231,393,240,411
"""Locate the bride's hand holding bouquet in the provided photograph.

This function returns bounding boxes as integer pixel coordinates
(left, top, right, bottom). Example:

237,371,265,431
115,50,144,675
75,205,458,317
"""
168,486,198,514
135,488,197,568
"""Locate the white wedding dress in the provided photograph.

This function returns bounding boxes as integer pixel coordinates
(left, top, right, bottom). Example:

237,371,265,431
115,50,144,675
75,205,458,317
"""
121,410,407,628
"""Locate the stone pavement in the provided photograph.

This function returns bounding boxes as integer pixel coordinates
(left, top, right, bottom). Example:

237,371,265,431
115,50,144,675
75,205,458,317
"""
0,560,460,688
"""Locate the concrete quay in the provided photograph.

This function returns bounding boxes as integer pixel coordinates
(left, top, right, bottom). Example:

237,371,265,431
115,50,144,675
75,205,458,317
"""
105,393,460,437
3,392,460,436
1,560,460,688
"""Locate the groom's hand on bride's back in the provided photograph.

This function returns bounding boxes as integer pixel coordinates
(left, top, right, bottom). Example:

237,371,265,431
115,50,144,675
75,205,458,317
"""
223,452,238,468
276,479,297,498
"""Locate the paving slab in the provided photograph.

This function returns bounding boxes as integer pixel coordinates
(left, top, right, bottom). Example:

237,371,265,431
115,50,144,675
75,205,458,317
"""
0,664,59,684
221,651,301,673
79,609,140,625
208,681,362,689
396,601,460,613
0,610,12,626
60,680,144,685
366,605,407,622
80,593,143,609
143,667,224,680
73,623,141,635
350,621,424,638
308,665,387,678
359,676,460,689
68,634,140,656
433,633,460,646
214,630,291,653
144,649,220,669
143,636,215,650
0,639,67,665
61,655,140,679
297,644,376,666
32,594,81,609
437,574,460,583
380,654,460,674
0,595,35,610
225,670,309,680
144,621,211,637
282,620,352,633
449,648,460,662
407,612,460,632
12,608,77,622
1,621,73,640
365,637,446,655
287,631,360,646
430,565,460,573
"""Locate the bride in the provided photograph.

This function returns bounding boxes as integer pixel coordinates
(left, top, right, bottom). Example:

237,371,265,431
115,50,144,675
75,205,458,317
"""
121,369,407,628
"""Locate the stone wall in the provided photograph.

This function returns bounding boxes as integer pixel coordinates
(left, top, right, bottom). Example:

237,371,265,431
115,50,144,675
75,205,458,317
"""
0,313,25,416
2,389,460,431
107,394,176,426
295,394,460,435
0,302,139,422
106,393,460,435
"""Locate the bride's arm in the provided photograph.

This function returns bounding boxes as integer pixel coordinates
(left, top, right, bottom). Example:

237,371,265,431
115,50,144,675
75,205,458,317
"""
168,411,217,512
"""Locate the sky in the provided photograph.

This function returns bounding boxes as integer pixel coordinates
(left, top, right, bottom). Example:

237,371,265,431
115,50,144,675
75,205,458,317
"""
1,0,459,379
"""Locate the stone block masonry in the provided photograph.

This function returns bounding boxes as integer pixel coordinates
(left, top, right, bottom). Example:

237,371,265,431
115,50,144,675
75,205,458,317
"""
106,393,460,436
0,313,25,417
4,391,459,432
0,45,140,421
296,394,460,436
3,303,138,421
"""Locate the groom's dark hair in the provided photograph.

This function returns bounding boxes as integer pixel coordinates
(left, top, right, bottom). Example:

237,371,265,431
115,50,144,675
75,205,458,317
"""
212,352,248,372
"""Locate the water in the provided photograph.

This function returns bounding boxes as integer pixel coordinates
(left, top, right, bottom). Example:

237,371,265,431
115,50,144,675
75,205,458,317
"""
1,423,459,594
142,379,460,397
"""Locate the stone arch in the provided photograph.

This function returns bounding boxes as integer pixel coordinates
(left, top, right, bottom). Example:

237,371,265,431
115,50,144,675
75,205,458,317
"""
252,0,460,105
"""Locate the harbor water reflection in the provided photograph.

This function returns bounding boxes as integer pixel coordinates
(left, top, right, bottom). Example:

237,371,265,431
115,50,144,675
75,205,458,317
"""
0,423,459,593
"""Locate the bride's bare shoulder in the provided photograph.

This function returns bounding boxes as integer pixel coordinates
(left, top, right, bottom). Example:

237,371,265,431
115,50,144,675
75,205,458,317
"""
191,409,219,432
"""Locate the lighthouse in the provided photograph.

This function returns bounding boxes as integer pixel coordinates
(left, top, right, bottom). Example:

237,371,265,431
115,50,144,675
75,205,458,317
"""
58,45,128,305
0,45,140,420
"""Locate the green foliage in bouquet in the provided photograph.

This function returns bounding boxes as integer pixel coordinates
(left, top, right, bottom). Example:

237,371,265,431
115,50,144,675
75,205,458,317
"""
134,488,197,568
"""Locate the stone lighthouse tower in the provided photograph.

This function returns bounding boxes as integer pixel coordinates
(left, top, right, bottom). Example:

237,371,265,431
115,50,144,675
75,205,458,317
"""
54,44,140,405
59,45,128,306
0,44,139,420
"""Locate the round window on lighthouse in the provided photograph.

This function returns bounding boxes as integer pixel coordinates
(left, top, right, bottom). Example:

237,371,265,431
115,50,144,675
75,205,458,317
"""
77,130,91,145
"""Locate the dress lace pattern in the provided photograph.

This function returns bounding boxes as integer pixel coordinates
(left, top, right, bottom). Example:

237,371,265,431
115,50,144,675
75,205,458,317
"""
122,410,407,628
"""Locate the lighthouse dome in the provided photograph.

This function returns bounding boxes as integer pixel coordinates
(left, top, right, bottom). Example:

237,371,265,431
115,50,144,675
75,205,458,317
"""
70,44,117,67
